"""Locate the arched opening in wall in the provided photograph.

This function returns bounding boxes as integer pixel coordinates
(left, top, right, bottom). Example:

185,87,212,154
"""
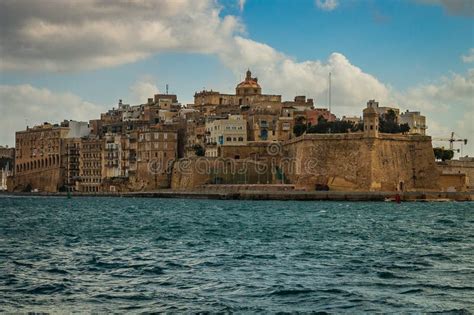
33,160,37,169
399,181,404,192
41,159,44,168
49,157,52,167
239,98,242,105
16,165,20,172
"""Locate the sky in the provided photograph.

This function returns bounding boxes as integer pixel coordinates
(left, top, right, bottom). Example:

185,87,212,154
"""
0,0,473,156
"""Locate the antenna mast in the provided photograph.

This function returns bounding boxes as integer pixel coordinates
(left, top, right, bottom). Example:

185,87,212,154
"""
328,72,332,112
166,84,169,95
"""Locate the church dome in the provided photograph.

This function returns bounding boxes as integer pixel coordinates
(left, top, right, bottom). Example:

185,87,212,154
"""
236,69,262,95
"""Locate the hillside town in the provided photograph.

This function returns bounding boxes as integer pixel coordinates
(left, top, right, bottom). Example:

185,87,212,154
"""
2,70,473,194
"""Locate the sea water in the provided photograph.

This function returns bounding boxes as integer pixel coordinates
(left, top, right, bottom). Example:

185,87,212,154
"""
0,196,473,312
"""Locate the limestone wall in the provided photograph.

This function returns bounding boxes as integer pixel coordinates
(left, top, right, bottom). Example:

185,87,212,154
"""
171,133,441,192
437,160,474,190
438,174,467,192
282,133,439,191
8,168,63,192
171,157,275,190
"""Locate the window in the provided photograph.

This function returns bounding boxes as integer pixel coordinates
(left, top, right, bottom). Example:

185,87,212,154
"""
238,137,244,141
226,137,232,142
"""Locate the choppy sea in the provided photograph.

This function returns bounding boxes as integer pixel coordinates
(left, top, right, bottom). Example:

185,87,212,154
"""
0,196,473,313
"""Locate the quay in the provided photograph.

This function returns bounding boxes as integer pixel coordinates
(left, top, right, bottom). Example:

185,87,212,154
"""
1,189,472,202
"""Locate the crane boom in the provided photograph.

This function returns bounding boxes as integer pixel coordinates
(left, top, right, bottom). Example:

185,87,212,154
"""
432,132,468,150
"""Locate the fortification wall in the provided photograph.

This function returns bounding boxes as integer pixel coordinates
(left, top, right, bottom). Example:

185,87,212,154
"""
371,135,439,191
171,158,275,190
437,160,474,190
171,133,440,192
8,168,63,192
283,134,371,190
282,133,439,191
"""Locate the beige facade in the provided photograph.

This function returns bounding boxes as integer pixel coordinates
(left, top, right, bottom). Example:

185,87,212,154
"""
205,115,247,157
437,157,474,190
0,145,15,160
12,121,88,192
191,70,281,115
135,128,178,189
62,138,81,191
342,116,362,124
79,137,103,192
400,110,427,135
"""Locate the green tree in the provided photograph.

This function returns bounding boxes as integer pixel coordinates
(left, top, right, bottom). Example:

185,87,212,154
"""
293,115,307,137
306,116,363,134
433,147,454,161
379,109,411,134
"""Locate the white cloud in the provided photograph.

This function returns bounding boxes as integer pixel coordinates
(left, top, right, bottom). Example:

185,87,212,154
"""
315,0,339,11
219,37,393,115
416,0,474,16
462,48,474,63
238,0,246,12
0,84,105,146
399,69,474,156
0,0,243,72
129,77,160,104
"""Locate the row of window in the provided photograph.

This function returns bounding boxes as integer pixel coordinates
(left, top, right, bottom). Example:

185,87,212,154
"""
139,133,176,141
82,170,101,176
16,155,60,172
83,162,101,168
141,142,170,150
82,186,100,192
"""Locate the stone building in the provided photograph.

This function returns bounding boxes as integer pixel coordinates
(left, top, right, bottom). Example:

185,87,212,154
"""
103,133,123,178
0,145,15,160
11,120,89,192
191,70,281,115
0,145,15,190
135,127,178,190
437,157,474,190
78,137,103,192
281,106,438,191
367,99,400,120
400,110,427,135
62,138,81,191
342,116,362,124
205,115,247,157
305,108,337,125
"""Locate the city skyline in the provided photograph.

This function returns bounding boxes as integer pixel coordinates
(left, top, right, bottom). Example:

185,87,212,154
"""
0,0,473,155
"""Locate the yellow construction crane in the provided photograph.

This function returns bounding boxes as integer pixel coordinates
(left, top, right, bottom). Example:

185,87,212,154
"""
432,132,468,152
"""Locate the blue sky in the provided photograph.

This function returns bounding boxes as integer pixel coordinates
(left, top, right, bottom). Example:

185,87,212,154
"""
0,0,473,154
